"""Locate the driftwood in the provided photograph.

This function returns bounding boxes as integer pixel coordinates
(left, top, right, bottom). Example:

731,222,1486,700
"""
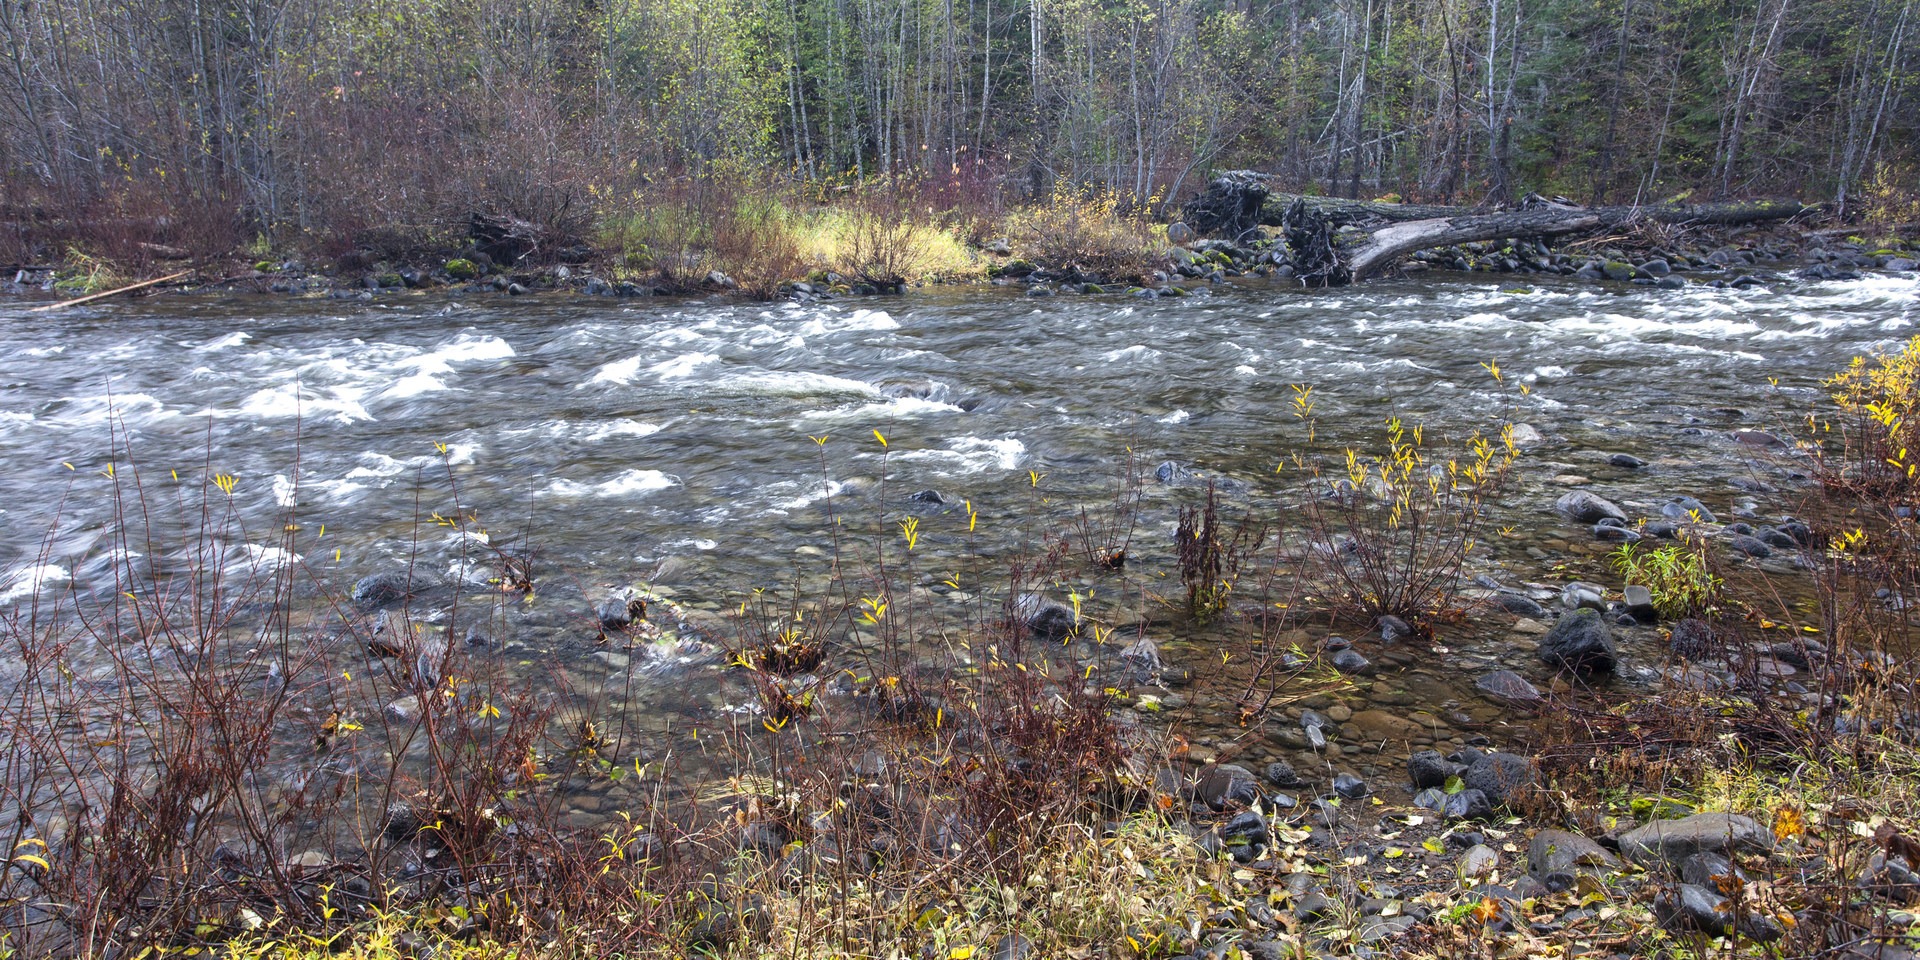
1183,171,1813,284
29,270,191,311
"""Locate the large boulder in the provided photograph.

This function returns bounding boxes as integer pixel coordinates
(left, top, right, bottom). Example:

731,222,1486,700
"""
1618,812,1773,866
1538,608,1618,674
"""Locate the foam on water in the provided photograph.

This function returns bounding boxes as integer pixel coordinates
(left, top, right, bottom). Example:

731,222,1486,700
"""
650,352,721,379
545,469,679,498
892,436,1026,473
711,370,877,397
1102,345,1161,363
236,384,373,424
0,564,68,605
197,332,252,351
581,419,664,441
800,396,962,421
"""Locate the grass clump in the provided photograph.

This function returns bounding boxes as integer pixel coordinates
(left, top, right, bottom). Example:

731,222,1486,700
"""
1005,187,1165,282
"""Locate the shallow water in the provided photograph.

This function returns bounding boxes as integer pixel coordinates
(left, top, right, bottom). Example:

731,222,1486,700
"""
2,274,1916,806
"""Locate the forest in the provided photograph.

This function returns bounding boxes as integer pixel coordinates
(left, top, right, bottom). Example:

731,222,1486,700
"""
0,0,1915,266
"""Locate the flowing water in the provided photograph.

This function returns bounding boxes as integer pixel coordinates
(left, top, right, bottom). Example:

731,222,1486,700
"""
2,274,1917,816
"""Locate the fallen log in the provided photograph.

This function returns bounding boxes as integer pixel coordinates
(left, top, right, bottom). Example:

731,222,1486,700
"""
1182,171,1813,284
29,270,192,311
1339,199,1811,282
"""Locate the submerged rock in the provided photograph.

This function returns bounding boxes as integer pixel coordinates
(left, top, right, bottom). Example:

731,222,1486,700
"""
1475,669,1543,703
1012,593,1079,639
351,570,419,610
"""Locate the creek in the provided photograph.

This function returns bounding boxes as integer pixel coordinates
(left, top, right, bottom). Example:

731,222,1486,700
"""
2,274,1916,822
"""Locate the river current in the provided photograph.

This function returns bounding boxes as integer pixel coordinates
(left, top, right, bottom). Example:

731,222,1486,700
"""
1,275,1916,809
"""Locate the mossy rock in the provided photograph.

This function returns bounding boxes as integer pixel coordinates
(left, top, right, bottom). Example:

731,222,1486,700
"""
254,260,277,273
1082,283,1105,294
445,258,478,280
1601,261,1636,281
377,273,404,288
999,259,1037,277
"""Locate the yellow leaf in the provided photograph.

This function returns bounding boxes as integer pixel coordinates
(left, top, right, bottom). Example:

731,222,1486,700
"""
950,947,977,959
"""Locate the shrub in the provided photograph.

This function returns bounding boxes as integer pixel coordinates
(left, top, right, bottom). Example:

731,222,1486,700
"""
1818,334,1920,496
1004,187,1165,281
1610,540,1723,618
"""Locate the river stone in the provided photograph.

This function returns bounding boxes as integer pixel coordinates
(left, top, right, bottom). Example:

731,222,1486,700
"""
1660,497,1716,524
1623,584,1658,622
1463,752,1535,806
597,593,646,630
1509,423,1546,447
1167,222,1196,244
1012,593,1079,639
1560,581,1607,611
1495,592,1550,618
1333,773,1370,799
1609,453,1647,468
1538,608,1617,674
1408,750,1464,790
1555,491,1628,524
1329,648,1373,674
1198,764,1263,810
1638,258,1672,277
351,570,417,610
1726,534,1772,558
1476,669,1543,703
1120,637,1163,682
1601,260,1636,281
1528,829,1620,890
1618,813,1773,866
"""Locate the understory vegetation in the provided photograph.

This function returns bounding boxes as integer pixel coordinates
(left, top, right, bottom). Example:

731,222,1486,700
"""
1,0,1917,281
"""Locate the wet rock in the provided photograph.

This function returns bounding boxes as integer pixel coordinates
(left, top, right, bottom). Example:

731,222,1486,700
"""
907,489,946,504
1377,614,1414,642
1555,491,1628,524
1726,534,1772,558
1638,259,1672,278
1593,523,1640,543
1609,453,1647,468
1329,648,1373,675
1661,497,1717,524
1528,829,1620,890
1731,430,1787,449
1669,618,1719,660
1198,764,1263,811
1755,526,1800,549
597,593,648,630
1413,788,1446,811
1560,581,1607,611
1538,608,1617,675
1618,813,1772,866
1121,637,1164,682
1012,593,1079,639
351,570,418,610
1154,460,1194,484
1475,669,1543,703
1333,773,1370,799
1408,750,1464,790
1463,752,1536,806
1495,592,1550,618
1623,584,1659,623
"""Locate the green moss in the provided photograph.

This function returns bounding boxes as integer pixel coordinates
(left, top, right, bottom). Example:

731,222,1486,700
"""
445,258,478,280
